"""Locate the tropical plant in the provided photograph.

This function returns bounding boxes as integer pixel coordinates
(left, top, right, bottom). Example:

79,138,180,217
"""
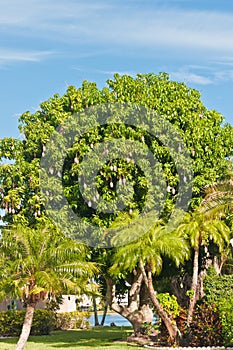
202,177,233,220
186,301,223,347
175,211,230,326
109,215,190,344
0,223,97,350
204,267,233,346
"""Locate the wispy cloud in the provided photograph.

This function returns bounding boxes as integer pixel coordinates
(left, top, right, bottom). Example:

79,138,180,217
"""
211,57,233,66
170,63,233,86
213,69,233,82
1,1,233,56
0,48,54,64
73,66,137,77
170,69,213,85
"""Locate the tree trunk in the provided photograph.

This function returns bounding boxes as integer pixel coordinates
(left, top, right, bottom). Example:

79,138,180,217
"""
187,246,199,326
15,302,36,350
92,296,100,326
139,281,154,325
141,264,180,344
106,272,153,335
171,273,191,308
147,280,180,343
213,255,225,275
100,300,108,326
197,271,206,300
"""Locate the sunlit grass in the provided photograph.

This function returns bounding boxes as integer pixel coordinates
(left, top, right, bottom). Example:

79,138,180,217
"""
0,327,141,350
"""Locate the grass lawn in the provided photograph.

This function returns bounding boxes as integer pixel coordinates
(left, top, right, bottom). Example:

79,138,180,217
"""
0,327,142,350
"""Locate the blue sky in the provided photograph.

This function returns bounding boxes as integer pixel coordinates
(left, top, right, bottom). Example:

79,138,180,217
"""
1,0,233,139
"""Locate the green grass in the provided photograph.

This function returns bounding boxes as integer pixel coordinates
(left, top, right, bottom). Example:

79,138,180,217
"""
0,327,141,350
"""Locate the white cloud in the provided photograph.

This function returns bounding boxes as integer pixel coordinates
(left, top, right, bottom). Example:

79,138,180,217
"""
1,1,233,56
0,0,111,26
170,69,213,85
73,66,137,77
213,69,233,82
211,57,233,66
0,48,54,64
96,69,137,76
170,63,233,85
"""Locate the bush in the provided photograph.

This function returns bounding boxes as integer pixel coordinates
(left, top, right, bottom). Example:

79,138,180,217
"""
188,302,223,346
176,302,223,347
0,309,90,336
0,309,55,336
157,293,180,319
55,311,91,330
155,293,180,344
204,267,233,346
218,297,233,346
31,309,56,335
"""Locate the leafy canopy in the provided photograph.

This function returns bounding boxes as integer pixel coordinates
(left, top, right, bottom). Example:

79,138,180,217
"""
0,73,232,236
0,223,97,303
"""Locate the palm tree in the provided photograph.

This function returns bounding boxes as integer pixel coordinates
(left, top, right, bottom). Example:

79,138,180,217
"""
110,216,190,344
175,211,230,326
201,178,233,272
201,178,233,224
0,223,97,350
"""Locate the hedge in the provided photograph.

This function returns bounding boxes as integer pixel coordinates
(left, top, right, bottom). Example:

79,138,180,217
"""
0,309,55,336
204,267,233,346
55,311,91,330
0,309,91,336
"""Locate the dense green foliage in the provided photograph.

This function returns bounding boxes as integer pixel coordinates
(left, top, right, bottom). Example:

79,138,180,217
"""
110,220,189,274
1,73,232,233
0,310,55,336
0,224,97,303
185,302,223,346
157,293,180,319
0,224,97,350
55,311,91,330
0,309,91,336
204,267,233,345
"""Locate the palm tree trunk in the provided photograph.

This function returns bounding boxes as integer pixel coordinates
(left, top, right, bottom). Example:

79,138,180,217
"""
15,302,36,350
148,279,180,343
92,296,100,326
187,246,199,326
100,300,108,326
139,259,180,344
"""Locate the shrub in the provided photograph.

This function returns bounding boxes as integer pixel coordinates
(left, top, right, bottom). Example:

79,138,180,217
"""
204,267,233,346
31,309,56,335
0,309,55,336
176,302,224,347
218,297,233,346
188,302,223,346
155,293,180,344
55,310,91,330
0,309,90,336
157,293,180,319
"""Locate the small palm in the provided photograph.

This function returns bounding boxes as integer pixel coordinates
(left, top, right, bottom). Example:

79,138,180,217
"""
0,223,97,350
